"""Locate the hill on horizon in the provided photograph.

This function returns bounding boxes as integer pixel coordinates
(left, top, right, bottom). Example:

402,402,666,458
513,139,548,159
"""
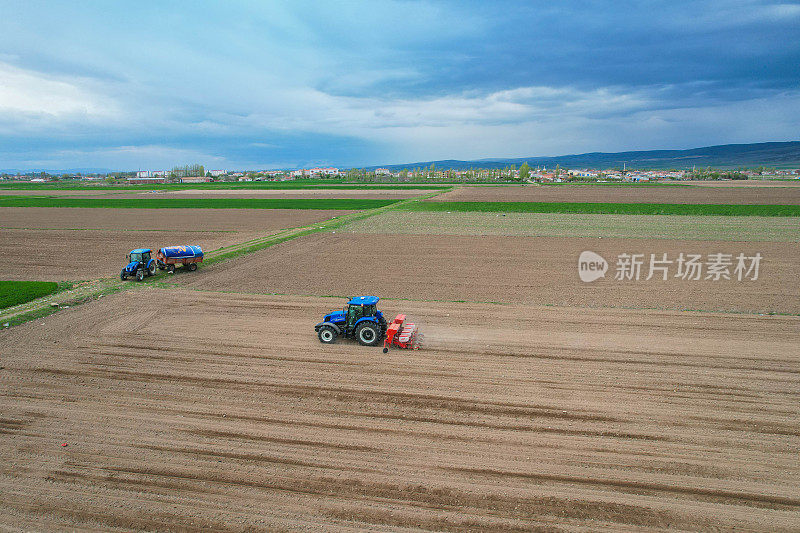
3,141,799,174
373,141,800,171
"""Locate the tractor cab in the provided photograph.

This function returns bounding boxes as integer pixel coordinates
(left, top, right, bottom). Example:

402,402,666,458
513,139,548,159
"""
345,299,378,331
121,248,157,281
315,296,387,346
128,249,151,265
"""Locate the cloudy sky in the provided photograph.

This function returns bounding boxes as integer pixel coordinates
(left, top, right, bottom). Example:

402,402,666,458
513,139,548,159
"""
1,1,799,170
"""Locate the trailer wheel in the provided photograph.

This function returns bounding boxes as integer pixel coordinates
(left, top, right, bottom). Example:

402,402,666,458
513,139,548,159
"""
136,270,145,282
355,322,381,346
188,262,198,272
318,326,337,344
168,265,175,274
148,263,156,276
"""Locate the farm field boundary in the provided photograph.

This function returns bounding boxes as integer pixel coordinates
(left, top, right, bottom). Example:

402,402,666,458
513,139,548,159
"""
405,201,800,216
0,196,399,210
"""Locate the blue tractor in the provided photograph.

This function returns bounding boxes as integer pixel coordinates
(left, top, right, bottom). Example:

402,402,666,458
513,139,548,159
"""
315,296,388,346
120,248,157,281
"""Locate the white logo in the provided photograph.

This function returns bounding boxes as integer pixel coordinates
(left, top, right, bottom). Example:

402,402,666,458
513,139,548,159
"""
578,251,608,282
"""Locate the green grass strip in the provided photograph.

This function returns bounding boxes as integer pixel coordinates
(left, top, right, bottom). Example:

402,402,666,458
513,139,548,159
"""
0,281,61,309
403,201,800,216
201,189,449,266
0,196,399,210
1,305,62,327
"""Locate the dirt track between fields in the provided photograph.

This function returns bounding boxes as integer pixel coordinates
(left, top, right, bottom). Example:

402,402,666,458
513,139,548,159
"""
183,233,800,314
0,289,797,531
435,184,800,204
0,208,350,280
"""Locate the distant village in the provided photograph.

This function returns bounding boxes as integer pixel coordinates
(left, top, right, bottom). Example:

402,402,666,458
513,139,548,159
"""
2,164,799,184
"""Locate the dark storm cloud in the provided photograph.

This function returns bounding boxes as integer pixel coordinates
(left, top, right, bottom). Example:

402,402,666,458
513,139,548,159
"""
0,1,797,169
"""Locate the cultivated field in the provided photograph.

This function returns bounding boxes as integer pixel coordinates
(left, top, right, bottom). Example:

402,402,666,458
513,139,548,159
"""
346,211,800,241
2,183,799,532
183,230,800,314
0,208,351,280
434,184,800,204
1,289,797,531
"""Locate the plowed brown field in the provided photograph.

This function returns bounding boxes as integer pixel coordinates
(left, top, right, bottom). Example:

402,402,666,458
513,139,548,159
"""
1,289,797,531
182,233,800,314
0,208,351,280
434,185,800,204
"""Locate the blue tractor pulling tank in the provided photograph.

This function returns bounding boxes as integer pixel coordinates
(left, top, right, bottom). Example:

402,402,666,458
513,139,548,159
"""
315,296,388,346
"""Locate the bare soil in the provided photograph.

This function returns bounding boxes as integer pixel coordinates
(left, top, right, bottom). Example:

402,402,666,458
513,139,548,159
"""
345,211,800,242
0,289,797,531
0,208,350,280
435,184,800,204
183,233,800,314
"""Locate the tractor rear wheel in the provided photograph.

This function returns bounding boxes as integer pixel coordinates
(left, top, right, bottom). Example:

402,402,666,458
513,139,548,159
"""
355,322,381,346
318,326,337,344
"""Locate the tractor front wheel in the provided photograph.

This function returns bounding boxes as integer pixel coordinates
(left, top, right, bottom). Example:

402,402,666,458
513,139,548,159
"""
136,270,145,282
120,272,127,281
355,322,381,346
318,326,337,344
148,263,156,276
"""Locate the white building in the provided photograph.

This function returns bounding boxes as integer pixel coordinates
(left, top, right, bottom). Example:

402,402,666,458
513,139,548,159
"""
209,169,226,177
309,167,339,175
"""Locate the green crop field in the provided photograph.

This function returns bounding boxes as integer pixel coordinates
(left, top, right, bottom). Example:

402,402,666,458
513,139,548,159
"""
403,201,800,216
0,281,61,309
0,196,400,210
0,180,449,191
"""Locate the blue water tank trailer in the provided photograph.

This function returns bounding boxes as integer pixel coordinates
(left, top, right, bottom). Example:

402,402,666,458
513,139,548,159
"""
156,245,204,273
